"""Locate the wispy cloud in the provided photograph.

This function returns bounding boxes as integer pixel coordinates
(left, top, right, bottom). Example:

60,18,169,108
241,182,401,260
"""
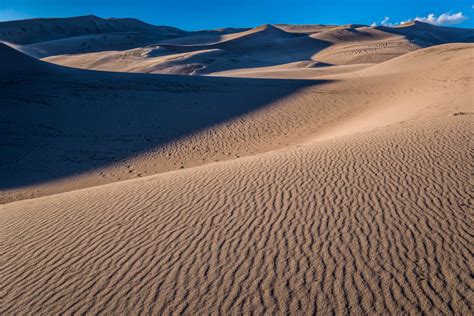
372,11,468,27
371,17,394,27
381,17,391,26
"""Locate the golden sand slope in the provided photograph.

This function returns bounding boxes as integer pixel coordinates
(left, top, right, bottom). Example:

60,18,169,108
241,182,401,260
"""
1,114,472,314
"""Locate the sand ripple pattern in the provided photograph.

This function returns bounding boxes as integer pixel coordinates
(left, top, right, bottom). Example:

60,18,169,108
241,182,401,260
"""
1,116,472,314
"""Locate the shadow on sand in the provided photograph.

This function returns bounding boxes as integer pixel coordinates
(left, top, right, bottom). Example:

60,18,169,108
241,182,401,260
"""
0,61,331,190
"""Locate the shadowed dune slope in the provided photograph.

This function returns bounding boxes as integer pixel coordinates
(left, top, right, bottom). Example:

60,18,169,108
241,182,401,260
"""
0,16,254,58
0,15,185,58
13,31,185,58
1,43,472,203
0,42,322,202
0,15,184,45
1,113,472,314
12,28,252,59
0,41,53,74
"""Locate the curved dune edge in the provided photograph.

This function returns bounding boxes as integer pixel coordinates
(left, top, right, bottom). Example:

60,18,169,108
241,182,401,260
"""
1,114,472,314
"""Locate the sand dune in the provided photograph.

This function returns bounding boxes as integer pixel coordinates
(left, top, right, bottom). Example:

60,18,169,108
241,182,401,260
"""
21,27,253,59
311,21,473,65
42,21,473,75
310,26,421,64
0,42,317,202
378,20,474,44
0,15,182,58
0,15,182,44
0,16,250,58
1,15,473,314
211,62,372,79
44,24,330,74
15,31,186,58
43,46,271,75
274,23,338,34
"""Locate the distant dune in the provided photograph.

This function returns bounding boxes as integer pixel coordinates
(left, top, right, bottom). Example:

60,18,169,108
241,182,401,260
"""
44,24,330,74
0,16,473,315
0,15,184,44
0,15,247,58
34,19,472,75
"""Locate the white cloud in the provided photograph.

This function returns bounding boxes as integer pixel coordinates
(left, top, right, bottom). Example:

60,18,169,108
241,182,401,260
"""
374,11,468,28
414,12,468,25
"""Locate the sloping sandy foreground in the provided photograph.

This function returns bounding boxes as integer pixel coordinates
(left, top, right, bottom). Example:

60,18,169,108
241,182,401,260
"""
1,42,473,314
1,113,472,315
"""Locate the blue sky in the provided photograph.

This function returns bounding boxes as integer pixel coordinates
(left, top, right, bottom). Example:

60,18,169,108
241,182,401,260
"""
1,0,473,30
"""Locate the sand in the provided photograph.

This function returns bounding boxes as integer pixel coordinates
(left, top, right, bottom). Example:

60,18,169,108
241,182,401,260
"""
0,17,473,314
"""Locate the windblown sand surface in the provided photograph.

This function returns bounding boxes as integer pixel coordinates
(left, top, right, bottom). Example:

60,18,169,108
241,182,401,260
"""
0,16,473,314
2,110,472,315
